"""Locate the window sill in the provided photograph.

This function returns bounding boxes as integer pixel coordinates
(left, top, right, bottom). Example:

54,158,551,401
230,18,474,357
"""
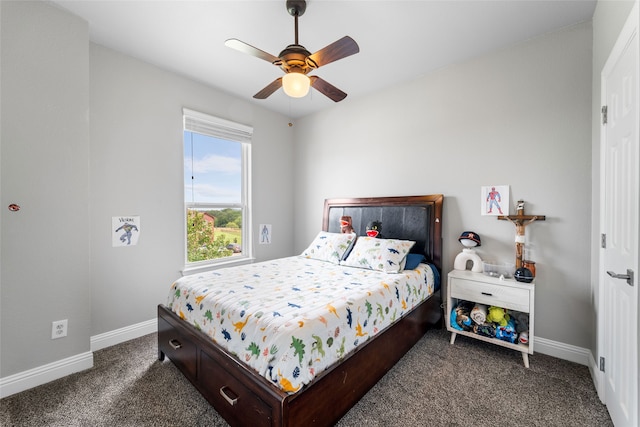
181,256,255,276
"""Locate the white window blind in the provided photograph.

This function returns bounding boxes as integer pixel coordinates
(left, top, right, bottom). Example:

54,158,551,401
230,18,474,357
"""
183,108,253,144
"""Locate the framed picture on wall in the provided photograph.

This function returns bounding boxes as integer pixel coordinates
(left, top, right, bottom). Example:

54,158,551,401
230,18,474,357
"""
481,185,509,216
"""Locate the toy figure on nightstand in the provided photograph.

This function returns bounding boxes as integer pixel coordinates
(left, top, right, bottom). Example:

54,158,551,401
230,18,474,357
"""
453,231,483,273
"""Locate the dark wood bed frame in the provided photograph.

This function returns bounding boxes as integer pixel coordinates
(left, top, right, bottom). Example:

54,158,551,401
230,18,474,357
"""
158,194,444,426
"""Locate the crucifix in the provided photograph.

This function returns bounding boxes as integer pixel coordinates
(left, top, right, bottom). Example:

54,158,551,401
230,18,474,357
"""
497,200,546,269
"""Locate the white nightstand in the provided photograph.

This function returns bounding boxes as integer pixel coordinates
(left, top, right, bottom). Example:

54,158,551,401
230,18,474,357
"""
446,270,535,367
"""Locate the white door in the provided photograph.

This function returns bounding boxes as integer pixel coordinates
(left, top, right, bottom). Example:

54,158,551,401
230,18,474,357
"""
600,3,639,427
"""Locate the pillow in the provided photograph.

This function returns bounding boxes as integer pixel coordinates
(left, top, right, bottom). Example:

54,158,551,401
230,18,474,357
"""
404,253,426,270
341,237,415,273
301,231,357,264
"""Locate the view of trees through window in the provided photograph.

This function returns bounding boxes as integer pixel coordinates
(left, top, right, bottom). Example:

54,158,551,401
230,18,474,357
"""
184,118,248,265
186,208,243,262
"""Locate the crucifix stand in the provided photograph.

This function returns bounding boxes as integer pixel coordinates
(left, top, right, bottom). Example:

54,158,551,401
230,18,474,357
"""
497,200,546,269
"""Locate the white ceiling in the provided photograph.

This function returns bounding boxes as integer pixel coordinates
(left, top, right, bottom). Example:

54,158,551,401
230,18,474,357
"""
52,0,597,119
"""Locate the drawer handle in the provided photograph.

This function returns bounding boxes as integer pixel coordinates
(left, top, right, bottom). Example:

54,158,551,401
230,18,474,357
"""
481,292,493,296
168,339,182,350
220,386,238,406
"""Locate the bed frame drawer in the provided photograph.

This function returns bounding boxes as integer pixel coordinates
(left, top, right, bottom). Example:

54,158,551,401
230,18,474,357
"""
158,317,197,379
199,349,273,426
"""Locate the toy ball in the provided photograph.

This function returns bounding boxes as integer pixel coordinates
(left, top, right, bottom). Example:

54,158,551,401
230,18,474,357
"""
458,231,481,247
515,267,534,283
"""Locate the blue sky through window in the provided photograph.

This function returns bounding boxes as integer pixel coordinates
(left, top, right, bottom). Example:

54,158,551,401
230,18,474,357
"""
184,131,241,204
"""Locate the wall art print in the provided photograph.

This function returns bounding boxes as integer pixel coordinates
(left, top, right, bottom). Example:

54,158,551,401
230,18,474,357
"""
112,216,140,247
481,185,509,216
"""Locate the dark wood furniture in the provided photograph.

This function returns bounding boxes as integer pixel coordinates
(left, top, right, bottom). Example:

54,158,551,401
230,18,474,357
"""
158,194,444,426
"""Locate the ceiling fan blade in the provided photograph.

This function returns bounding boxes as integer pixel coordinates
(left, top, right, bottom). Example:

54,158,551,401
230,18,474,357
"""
306,36,359,69
225,38,280,64
253,78,283,99
309,76,347,102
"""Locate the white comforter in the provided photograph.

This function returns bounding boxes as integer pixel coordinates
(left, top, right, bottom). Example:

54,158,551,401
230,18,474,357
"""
166,256,436,393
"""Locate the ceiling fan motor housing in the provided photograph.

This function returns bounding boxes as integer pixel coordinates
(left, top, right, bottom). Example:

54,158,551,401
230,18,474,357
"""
277,44,314,74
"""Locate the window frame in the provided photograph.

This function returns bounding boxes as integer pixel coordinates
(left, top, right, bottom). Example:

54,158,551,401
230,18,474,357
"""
182,108,253,274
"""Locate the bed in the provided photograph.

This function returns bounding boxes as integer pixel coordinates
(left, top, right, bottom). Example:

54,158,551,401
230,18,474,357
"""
158,194,444,426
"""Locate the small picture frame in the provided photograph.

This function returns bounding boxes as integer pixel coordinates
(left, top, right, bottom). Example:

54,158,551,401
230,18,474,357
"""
481,185,509,216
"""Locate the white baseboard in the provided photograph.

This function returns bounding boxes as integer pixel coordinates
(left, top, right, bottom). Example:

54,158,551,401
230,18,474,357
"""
0,351,93,399
534,335,604,403
90,318,157,352
0,318,157,399
588,351,606,403
534,335,592,366
2,324,600,401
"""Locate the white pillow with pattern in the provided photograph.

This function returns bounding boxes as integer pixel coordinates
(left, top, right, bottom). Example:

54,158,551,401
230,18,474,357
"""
301,231,357,264
341,236,415,273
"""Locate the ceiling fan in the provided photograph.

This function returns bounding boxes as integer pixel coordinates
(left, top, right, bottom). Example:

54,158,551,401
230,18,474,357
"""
225,0,359,102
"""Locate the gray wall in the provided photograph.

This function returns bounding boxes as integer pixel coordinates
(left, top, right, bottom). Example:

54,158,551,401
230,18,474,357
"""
1,1,294,377
1,0,636,385
293,22,594,349
89,45,294,336
1,1,91,375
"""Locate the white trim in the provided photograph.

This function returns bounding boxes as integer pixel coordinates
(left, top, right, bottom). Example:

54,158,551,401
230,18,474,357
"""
589,351,606,403
241,141,253,261
597,1,640,416
534,336,604,402
182,109,254,269
90,318,157,352
0,351,93,399
182,256,255,276
534,336,591,366
0,319,158,398
0,325,601,401
183,107,253,142
183,107,253,134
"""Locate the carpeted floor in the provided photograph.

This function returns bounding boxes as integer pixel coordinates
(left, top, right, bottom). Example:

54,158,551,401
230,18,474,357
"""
0,329,612,426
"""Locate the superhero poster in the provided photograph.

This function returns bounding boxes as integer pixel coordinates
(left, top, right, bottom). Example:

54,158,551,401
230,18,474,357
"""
259,224,272,244
112,216,140,247
481,186,509,216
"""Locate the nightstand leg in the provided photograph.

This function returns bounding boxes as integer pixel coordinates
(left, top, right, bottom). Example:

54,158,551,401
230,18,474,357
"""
450,332,457,345
522,352,529,368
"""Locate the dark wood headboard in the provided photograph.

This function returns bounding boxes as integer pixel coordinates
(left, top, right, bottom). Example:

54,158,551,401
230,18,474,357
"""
322,195,443,273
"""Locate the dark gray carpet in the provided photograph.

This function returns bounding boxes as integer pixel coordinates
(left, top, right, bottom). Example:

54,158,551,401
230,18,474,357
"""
0,329,612,426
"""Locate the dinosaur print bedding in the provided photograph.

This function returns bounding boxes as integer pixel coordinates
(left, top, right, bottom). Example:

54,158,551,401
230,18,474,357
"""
166,256,438,394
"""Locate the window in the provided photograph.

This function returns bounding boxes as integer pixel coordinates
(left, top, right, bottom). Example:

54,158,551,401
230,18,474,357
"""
183,108,252,269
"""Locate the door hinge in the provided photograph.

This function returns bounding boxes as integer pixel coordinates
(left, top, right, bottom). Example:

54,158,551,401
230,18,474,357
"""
601,233,606,249
600,356,605,372
601,105,608,125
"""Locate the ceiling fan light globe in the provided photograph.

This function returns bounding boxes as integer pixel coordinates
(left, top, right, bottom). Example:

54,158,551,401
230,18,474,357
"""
282,73,310,98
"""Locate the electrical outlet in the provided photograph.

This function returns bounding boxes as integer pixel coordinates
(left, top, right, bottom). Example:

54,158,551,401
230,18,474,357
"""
51,319,68,339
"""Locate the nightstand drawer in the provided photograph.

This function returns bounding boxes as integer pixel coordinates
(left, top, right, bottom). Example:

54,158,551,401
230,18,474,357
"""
450,278,530,312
